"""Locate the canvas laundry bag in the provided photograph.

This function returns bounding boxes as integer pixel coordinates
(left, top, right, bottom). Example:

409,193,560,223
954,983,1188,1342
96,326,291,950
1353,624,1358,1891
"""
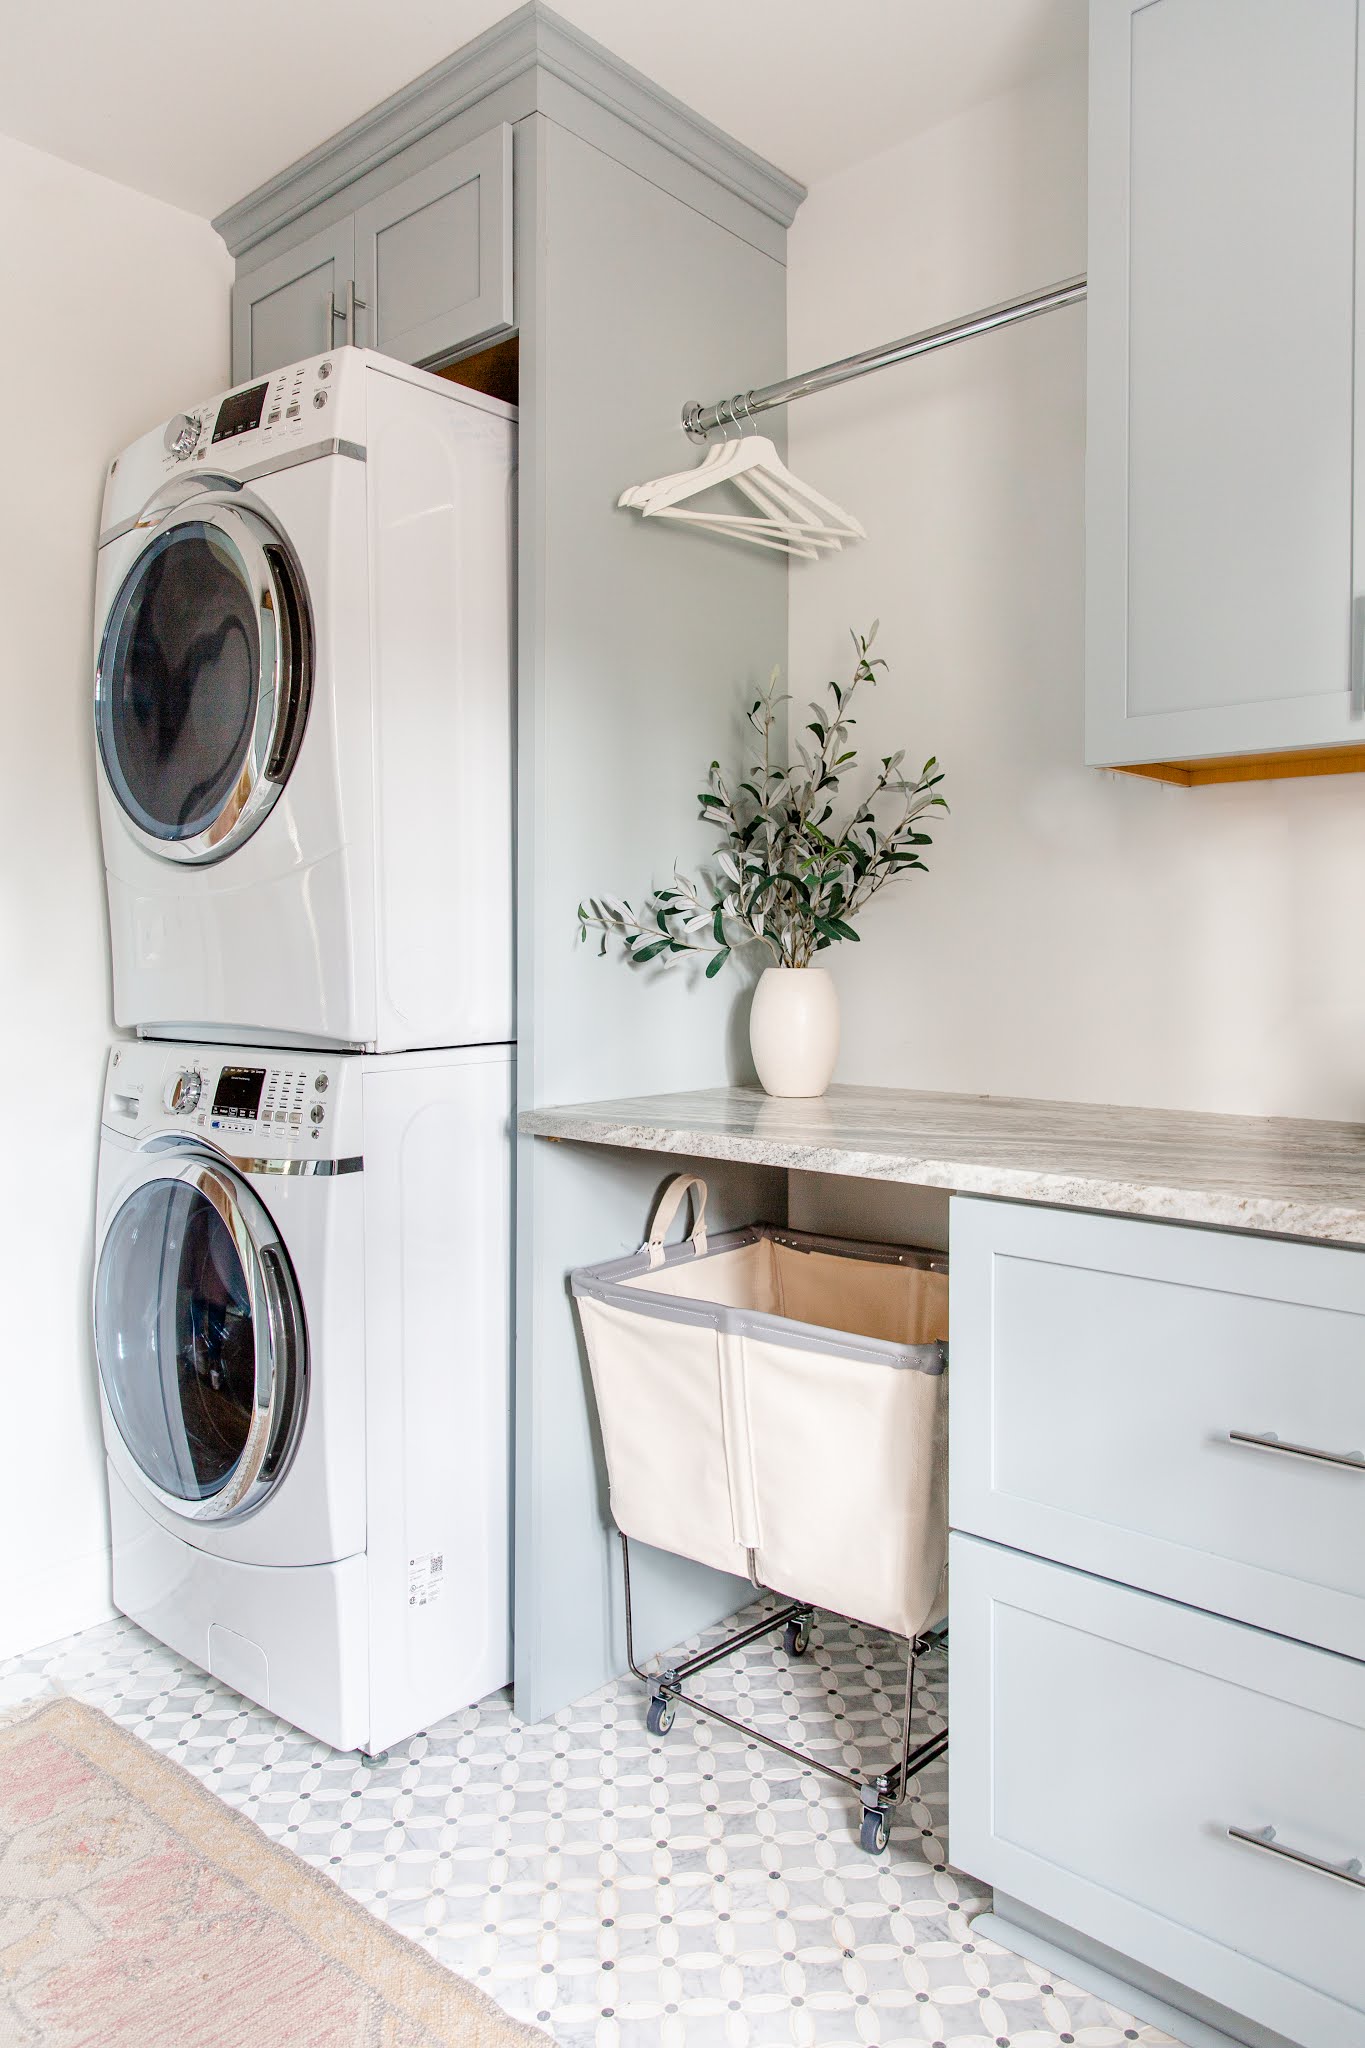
571,1175,949,1640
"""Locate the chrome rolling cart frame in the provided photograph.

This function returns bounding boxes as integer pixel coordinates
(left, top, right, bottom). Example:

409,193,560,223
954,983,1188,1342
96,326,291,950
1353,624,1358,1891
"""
620,1532,947,1855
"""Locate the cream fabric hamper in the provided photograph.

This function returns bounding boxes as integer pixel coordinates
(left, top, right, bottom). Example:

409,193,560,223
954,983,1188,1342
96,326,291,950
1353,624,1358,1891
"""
571,1175,949,1640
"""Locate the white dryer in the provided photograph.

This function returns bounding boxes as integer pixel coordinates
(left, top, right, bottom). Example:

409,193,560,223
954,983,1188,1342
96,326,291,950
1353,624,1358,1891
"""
93,349,514,1052
92,1036,512,1754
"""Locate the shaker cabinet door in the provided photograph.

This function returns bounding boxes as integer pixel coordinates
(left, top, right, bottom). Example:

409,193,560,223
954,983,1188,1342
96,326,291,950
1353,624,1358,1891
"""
231,219,354,383
352,124,514,367
1086,0,1365,769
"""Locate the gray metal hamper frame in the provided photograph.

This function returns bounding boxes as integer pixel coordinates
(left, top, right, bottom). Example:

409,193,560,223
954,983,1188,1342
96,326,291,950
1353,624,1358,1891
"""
572,1210,949,1855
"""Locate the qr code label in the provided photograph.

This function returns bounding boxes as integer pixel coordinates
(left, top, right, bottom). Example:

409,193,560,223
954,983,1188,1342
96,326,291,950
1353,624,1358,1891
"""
408,1552,446,1607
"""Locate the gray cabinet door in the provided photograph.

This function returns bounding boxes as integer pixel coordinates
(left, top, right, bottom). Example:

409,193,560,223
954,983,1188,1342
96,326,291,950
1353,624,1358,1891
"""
231,219,354,382
1086,0,1365,767
352,124,514,367
948,1195,1365,1662
950,1536,1365,2048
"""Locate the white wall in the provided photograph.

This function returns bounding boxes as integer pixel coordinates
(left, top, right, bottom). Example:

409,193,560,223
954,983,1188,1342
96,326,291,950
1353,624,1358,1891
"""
788,61,1365,1124
0,134,231,1658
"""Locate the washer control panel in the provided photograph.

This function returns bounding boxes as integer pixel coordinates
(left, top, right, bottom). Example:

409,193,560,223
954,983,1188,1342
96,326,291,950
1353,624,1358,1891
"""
106,1045,342,1154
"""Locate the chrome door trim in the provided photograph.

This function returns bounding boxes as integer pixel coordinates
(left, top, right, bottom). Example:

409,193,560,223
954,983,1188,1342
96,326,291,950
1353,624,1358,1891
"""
217,1151,363,1177
95,496,314,864
97,439,366,548
133,1131,362,1176
95,1156,308,1525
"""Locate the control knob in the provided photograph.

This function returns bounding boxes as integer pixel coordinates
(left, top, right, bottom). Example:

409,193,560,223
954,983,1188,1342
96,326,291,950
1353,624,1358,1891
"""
164,1069,201,1115
163,412,202,460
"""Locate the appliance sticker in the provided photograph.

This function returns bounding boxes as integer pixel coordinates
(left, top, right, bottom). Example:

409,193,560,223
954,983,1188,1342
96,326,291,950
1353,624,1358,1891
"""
408,1553,445,1607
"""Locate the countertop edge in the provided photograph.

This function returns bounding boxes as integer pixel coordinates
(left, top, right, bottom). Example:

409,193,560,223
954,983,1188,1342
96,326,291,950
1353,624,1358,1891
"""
517,1109,1365,1248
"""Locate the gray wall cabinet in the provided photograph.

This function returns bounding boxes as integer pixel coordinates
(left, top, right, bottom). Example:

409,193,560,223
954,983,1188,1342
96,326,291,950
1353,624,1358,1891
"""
1087,0,1365,777
229,125,513,381
215,3,804,1723
352,126,513,366
950,1195,1365,2048
231,218,354,382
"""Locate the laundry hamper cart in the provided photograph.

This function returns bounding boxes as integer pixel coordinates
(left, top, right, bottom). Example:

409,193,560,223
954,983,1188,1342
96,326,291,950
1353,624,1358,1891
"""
571,1174,949,1853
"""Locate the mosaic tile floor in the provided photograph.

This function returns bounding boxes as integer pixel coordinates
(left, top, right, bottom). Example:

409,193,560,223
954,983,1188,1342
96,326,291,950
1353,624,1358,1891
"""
0,1605,1177,2048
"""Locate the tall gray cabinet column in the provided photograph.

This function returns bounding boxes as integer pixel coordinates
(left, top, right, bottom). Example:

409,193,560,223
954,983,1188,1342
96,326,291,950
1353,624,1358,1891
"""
213,3,804,1722
514,112,792,1721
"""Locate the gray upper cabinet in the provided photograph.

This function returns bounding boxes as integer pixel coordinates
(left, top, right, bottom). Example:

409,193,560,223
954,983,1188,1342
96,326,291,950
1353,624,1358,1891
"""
1086,0,1365,777
353,125,513,366
231,218,354,382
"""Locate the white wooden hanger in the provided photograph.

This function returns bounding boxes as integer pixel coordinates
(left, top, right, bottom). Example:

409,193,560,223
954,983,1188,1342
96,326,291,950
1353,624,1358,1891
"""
619,431,865,558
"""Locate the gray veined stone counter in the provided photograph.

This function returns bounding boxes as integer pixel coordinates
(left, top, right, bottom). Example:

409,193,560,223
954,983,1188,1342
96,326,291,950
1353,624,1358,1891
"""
519,1082,1365,1248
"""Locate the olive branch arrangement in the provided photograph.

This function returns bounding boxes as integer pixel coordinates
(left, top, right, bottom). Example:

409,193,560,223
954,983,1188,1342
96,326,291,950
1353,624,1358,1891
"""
578,624,947,977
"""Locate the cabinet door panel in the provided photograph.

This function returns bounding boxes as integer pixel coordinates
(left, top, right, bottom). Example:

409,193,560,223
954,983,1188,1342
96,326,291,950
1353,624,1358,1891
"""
353,125,513,367
950,1537,1365,2048
1087,0,1365,765
948,1194,1365,1660
231,220,353,382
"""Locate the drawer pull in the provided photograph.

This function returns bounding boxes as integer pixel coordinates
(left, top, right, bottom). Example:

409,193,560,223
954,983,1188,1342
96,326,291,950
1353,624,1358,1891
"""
1228,1824,1365,1890
1226,1428,1365,1472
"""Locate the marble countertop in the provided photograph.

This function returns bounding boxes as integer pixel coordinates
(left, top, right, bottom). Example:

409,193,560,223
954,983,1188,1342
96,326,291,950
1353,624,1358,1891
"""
519,1083,1365,1246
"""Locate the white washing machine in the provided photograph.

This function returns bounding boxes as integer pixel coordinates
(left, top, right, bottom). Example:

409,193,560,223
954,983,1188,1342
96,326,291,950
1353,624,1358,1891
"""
93,349,514,1052
92,1036,512,1754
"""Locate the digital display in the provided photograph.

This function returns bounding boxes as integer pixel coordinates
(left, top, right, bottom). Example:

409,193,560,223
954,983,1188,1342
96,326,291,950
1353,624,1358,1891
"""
212,1067,266,1119
211,382,268,443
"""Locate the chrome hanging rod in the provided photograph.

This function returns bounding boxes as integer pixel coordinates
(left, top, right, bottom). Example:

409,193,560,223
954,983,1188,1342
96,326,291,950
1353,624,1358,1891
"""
681,273,1087,442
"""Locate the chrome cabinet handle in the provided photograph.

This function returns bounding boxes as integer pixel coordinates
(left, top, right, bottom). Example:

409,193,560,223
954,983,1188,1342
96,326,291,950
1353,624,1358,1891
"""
328,290,345,333
1229,1824,1365,1890
1226,1428,1365,1472
1353,594,1365,719
346,279,367,347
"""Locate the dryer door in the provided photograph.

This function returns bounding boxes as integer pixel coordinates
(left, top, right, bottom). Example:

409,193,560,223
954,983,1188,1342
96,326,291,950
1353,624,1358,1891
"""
94,1159,308,1523
94,498,313,865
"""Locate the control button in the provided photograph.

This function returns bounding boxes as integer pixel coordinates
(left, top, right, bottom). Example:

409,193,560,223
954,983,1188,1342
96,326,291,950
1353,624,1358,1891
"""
163,1069,201,1115
286,403,301,418
163,412,201,460
310,1103,326,1125
314,1074,328,1092
312,389,329,410
317,360,332,380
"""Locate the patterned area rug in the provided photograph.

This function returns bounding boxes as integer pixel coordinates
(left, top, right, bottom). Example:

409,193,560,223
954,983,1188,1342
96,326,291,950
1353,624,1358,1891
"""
0,1695,552,2047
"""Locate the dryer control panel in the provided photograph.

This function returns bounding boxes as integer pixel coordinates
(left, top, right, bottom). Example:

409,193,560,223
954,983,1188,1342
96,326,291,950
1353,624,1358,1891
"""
104,1041,347,1160
101,350,366,531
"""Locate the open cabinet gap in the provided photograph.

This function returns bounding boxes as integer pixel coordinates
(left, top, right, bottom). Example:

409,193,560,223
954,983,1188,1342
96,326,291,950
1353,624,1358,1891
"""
431,334,519,408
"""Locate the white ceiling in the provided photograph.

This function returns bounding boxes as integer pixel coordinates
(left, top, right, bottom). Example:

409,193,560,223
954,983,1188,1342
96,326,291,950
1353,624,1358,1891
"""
0,1,1085,223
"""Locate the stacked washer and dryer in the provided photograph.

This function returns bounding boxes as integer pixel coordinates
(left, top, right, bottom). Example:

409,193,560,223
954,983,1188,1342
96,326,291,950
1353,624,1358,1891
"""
89,349,516,1754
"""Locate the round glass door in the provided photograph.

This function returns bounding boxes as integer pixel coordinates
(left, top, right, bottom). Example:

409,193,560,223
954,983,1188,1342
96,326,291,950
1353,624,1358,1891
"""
94,1161,306,1521
95,499,312,865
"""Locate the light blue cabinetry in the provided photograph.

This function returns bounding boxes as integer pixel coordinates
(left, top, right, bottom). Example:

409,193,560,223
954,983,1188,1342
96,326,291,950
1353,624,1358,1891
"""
230,218,355,382
1086,0,1365,774
949,1195,1365,2048
352,126,513,367
950,1537,1365,2048
228,124,513,381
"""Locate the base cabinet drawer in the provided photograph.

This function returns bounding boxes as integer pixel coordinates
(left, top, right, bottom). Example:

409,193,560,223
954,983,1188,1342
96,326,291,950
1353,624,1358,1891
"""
949,1195,1365,1659
949,1535,1365,2048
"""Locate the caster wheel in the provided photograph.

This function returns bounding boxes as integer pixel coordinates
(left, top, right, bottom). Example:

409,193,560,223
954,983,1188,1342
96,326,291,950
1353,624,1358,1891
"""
783,1618,811,1657
859,1809,890,1855
646,1693,676,1738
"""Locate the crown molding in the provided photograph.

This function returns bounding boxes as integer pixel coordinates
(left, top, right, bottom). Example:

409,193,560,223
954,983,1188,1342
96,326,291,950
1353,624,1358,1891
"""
213,3,805,256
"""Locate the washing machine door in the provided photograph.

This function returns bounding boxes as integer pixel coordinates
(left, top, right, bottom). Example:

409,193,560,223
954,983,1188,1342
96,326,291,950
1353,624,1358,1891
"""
94,1158,308,1523
94,494,313,864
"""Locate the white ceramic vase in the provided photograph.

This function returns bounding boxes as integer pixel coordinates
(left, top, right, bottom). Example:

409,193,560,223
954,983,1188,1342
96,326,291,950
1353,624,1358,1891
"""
748,966,840,1098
